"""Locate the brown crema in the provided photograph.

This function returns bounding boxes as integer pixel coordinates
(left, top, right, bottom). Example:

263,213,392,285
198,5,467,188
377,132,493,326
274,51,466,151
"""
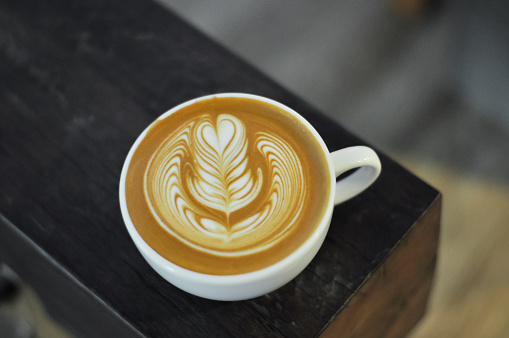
125,97,331,275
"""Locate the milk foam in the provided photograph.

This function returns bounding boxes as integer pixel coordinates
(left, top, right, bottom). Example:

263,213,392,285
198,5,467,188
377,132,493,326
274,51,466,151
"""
144,114,305,256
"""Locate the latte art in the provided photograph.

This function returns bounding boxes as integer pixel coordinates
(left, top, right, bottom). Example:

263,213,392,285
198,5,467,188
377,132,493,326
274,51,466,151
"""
145,114,306,256
125,97,330,274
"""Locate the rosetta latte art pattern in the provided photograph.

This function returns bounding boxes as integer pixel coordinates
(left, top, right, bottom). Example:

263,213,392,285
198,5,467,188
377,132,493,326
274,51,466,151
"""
144,114,305,256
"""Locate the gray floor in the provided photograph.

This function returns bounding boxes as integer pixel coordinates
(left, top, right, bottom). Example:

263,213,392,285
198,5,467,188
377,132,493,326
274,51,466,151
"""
2,0,509,336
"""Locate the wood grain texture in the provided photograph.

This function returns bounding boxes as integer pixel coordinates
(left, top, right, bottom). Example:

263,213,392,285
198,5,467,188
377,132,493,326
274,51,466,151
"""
320,195,441,338
0,0,441,336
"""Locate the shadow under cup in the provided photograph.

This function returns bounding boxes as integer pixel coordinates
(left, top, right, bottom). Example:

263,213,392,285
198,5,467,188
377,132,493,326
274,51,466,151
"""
119,93,381,300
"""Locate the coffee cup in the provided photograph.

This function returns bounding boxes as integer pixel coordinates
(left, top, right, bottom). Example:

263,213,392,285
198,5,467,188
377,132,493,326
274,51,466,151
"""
119,93,381,300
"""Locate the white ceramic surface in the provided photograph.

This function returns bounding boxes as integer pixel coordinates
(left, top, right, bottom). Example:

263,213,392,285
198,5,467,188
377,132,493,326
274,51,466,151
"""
119,93,381,301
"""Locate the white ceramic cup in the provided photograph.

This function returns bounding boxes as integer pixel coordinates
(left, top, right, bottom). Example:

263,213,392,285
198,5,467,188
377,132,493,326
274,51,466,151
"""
119,93,381,301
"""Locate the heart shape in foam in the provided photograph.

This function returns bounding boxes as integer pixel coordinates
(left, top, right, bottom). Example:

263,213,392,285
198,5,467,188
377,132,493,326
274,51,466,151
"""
202,117,236,157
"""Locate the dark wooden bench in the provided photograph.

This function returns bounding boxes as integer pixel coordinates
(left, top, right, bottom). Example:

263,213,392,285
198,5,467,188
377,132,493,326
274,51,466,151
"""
0,0,441,336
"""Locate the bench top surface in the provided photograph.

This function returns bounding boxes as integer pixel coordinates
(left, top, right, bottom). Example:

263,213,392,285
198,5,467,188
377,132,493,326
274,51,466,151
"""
0,0,439,336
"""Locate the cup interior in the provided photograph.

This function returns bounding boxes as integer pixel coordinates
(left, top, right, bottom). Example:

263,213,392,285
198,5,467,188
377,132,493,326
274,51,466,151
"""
119,93,336,282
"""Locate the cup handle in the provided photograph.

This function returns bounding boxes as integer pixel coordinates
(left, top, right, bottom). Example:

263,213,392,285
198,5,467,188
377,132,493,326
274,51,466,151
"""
330,146,381,205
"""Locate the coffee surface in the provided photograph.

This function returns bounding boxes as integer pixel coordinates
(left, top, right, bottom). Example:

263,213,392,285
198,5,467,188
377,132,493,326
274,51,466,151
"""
125,97,330,274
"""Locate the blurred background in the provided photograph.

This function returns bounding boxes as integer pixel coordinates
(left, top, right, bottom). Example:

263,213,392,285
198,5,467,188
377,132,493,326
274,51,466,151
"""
1,0,508,336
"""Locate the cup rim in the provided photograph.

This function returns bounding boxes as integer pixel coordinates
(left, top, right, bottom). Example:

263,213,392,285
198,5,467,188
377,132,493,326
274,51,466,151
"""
119,93,336,284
